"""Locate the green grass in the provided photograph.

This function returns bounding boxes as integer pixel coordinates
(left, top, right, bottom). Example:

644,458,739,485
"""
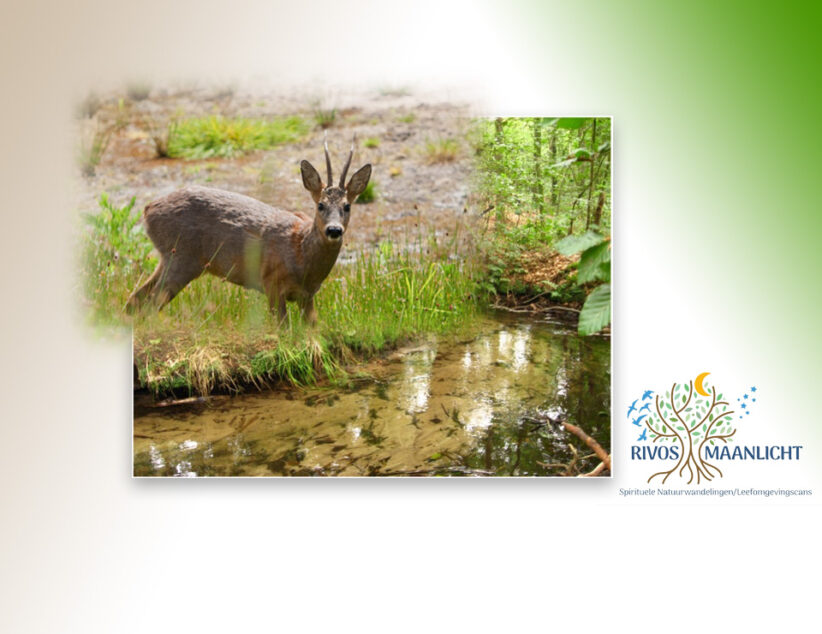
81,194,481,396
397,112,416,123
141,116,178,158
313,107,337,129
363,137,380,148
355,180,377,204
424,138,460,163
166,115,309,159
78,122,116,177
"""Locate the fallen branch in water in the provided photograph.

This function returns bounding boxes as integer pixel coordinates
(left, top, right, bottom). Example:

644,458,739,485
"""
490,303,540,314
581,461,608,477
378,466,496,477
544,305,581,313
562,422,611,472
490,302,581,315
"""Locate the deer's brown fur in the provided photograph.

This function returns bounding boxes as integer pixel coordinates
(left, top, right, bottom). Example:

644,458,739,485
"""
126,141,371,324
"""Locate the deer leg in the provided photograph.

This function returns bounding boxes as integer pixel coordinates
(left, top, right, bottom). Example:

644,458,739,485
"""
149,258,202,310
301,295,317,325
126,260,166,313
268,292,288,325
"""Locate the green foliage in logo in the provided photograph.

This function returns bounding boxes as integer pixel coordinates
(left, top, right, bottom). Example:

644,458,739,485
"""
641,379,738,485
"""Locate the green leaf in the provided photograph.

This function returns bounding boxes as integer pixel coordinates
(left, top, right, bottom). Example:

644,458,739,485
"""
556,117,588,129
556,230,607,256
573,147,592,160
576,241,611,283
577,284,611,335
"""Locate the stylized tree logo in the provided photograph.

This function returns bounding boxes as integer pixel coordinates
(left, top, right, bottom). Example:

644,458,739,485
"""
642,374,737,484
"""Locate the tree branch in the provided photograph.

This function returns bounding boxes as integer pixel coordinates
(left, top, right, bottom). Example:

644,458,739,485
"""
655,392,681,441
676,381,694,414
562,422,611,471
703,429,737,444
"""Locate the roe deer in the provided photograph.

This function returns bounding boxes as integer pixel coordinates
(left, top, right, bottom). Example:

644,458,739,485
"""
126,138,371,324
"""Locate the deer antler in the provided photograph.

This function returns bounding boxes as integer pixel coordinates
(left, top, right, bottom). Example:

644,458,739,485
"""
339,134,356,188
323,131,333,188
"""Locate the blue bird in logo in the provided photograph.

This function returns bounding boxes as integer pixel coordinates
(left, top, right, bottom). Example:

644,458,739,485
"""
642,390,653,400
639,403,651,413
638,428,647,441
627,399,638,417
632,414,647,427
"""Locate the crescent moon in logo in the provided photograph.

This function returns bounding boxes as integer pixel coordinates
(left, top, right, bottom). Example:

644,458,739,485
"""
694,372,711,397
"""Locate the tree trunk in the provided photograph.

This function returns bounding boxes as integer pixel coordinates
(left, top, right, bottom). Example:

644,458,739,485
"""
494,117,505,160
531,118,545,215
550,128,558,209
585,118,597,230
593,191,605,226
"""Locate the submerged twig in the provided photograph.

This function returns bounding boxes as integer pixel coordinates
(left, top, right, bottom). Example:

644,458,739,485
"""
562,422,611,471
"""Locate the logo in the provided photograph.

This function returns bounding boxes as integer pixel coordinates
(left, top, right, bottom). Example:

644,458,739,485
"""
627,372,782,485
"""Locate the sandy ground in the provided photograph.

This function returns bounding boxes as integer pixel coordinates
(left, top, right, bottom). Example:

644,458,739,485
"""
74,84,479,254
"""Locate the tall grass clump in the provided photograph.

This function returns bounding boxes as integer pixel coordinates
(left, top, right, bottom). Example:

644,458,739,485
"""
318,240,479,353
80,193,482,396
78,123,115,176
141,116,178,158
81,194,154,329
424,138,460,163
166,115,309,159
313,107,337,129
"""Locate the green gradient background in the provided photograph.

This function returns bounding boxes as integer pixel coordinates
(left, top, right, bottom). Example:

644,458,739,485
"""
502,1,822,456
513,0,822,328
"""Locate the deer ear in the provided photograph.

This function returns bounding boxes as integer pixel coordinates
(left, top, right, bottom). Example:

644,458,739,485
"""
301,160,323,200
346,164,372,202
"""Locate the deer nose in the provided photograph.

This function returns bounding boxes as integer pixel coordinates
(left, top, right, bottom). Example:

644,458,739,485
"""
326,225,343,240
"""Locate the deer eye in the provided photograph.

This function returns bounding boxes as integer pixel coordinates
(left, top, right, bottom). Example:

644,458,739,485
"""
343,203,351,213
317,202,325,211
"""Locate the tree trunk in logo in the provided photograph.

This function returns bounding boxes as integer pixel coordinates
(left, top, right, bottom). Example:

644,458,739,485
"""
645,381,736,485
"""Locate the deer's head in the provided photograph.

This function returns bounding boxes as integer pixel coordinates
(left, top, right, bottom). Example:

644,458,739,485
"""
300,137,371,244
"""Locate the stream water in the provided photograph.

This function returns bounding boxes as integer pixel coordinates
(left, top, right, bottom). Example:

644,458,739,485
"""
133,313,610,477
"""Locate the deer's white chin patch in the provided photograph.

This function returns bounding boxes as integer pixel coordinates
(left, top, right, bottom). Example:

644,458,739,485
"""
326,235,343,244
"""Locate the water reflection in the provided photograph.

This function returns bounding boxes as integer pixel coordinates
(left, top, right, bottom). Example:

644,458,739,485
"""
134,314,610,477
